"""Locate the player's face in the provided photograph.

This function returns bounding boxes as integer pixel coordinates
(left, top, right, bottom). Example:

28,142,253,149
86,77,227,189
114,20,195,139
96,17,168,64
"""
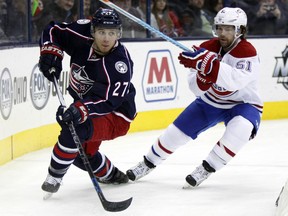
215,25,236,49
93,28,119,54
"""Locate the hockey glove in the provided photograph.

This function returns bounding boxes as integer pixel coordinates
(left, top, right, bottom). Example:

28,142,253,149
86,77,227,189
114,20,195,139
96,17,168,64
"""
196,73,213,91
178,46,219,83
56,105,66,127
58,101,89,125
39,44,64,81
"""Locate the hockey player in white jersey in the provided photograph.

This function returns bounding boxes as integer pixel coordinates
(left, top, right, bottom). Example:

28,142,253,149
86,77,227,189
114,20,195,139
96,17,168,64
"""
126,7,263,188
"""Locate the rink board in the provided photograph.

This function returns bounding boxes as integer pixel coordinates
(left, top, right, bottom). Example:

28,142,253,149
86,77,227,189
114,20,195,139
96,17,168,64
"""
0,38,288,165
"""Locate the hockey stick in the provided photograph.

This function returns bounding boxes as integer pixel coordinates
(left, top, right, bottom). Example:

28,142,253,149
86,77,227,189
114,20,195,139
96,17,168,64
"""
52,75,132,212
99,0,195,52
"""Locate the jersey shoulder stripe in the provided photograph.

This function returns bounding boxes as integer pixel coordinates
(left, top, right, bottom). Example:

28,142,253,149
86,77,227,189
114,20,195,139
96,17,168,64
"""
229,39,257,58
200,38,221,53
200,38,257,59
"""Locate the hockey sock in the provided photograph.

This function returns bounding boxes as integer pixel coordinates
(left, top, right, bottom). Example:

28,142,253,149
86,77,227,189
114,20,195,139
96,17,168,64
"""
206,116,253,170
49,140,79,178
146,124,191,166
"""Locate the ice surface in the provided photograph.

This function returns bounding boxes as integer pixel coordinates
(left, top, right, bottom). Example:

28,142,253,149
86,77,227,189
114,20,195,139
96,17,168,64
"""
0,119,287,216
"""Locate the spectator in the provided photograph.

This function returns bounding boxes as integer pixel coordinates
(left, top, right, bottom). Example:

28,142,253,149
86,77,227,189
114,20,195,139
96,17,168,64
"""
0,27,8,42
0,25,6,37
71,0,95,20
227,0,258,9
166,0,189,18
248,0,287,35
181,0,212,36
136,0,159,38
203,0,224,26
282,0,288,34
181,9,195,36
113,0,143,38
152,0,183,37
31,0,44,17
31,0,44,41
0,0,8,42
35,0,75,37
83,0,95,18
5,0,28,42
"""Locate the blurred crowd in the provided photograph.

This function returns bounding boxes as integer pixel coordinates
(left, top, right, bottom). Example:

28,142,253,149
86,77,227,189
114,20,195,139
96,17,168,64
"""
0,0,288,44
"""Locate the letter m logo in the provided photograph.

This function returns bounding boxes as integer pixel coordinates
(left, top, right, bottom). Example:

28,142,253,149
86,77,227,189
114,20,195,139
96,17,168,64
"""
148,57,172,83
142,50,178,102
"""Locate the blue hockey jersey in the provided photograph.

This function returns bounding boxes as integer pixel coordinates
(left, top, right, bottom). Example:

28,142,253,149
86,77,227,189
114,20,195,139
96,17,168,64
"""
39,19,137,122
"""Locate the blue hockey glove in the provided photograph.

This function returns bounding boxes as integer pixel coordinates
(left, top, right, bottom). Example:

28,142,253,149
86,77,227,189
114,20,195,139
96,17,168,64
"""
57,101,88,125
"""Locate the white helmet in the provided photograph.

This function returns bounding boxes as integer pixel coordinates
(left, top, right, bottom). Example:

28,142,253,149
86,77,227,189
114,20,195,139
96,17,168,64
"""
212,7,247,37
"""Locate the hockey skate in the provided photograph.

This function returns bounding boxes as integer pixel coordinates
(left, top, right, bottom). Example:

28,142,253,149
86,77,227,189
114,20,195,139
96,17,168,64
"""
126,156,156,181
183,160,215,189
42,173,62,193
97,167,129,184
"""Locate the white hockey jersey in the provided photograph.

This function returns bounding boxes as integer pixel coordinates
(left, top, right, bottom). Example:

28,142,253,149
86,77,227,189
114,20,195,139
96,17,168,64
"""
188,38,263,113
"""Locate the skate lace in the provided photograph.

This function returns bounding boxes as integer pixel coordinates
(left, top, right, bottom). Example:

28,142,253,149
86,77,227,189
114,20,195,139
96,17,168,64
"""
134,162,150,176
45,175,62,186
192,166,210,181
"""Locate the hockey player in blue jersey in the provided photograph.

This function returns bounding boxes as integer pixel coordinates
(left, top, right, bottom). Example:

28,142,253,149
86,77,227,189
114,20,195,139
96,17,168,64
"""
127,7,263,188
38,8,137,194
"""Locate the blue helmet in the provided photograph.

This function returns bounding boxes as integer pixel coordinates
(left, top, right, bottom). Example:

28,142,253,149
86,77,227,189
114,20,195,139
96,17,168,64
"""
92,8,122,29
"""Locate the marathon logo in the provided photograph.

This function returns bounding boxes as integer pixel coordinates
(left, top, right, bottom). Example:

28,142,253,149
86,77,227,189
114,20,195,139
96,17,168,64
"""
142,50,178,102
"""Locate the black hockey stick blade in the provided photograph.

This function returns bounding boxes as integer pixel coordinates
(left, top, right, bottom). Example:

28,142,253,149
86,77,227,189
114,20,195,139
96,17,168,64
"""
90,174,133,211
101,195,133,212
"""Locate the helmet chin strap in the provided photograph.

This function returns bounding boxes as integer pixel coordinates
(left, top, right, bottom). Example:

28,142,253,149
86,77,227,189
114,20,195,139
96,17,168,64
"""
224,32,242,51
230,36,241,49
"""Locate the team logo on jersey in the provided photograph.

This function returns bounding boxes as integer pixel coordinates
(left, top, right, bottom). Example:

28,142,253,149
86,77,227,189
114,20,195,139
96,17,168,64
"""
115,61,128,74
69,64,94,99
212,84,236,97
273,46,288,90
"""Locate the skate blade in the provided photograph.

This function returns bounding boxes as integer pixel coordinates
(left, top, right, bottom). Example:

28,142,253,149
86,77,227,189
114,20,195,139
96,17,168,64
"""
43,192,53,200
182,182,195,189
